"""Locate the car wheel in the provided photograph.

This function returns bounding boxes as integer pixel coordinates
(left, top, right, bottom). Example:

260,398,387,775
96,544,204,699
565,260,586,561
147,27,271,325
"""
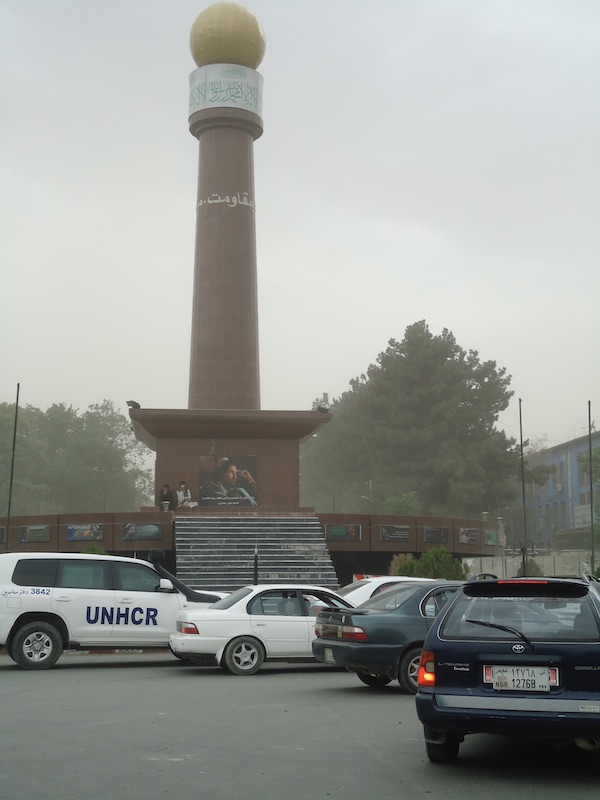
12,622,63,670
398,646,421,694
425,734,461,764
357,671,392,688
222,636,265,675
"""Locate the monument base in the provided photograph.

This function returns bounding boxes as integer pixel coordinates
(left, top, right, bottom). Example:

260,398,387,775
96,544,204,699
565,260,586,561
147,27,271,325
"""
129,408,331,509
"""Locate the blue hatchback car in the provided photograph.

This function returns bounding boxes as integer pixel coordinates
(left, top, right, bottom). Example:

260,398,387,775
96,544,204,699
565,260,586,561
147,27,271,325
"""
415,578,600,763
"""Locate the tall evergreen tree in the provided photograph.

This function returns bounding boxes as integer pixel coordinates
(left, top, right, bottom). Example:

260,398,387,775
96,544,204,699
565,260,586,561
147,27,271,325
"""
301,321,519,517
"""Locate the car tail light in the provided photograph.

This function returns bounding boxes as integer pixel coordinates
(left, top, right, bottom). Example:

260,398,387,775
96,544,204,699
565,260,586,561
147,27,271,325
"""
417,649,436,687
177,620,199,635
340,625,368,641
315,622,368,641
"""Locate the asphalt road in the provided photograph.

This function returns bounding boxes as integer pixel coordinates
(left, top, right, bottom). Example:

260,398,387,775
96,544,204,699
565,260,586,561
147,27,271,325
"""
1,651,598,800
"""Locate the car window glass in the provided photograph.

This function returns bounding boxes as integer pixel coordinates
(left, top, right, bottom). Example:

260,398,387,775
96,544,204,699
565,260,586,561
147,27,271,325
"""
12,559,58,587
114,562,160,592
59,560,110,590
248,590,302,616
423,587,458,617
300,591,345,615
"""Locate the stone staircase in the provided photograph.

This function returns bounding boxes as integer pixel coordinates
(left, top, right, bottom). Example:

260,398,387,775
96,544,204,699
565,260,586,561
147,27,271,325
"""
174,514,340,592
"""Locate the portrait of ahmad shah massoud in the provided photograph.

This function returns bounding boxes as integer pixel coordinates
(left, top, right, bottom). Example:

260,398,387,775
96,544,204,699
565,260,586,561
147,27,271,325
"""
199,456,258,507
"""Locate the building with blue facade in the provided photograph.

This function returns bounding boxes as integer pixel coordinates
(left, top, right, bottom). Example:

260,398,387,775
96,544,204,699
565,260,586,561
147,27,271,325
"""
524,432,599,550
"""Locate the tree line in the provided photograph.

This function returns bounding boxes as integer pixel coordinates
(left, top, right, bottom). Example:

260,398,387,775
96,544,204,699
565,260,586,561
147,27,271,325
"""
3,320,584,524
0,400,153,516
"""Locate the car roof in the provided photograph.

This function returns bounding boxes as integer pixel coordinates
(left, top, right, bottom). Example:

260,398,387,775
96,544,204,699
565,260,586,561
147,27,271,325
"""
239,584,343,592
0,551,151,564
462,577,592,598
342,576,435,588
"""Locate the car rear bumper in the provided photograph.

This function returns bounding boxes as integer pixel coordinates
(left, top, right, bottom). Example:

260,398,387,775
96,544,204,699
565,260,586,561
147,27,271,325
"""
416,691,600,738
311,639,401,673
169,633,221,659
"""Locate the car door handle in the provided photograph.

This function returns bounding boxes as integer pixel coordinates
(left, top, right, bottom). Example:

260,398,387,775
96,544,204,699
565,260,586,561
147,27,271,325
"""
118,598,134,604
254,622,266,627
54,596,72,602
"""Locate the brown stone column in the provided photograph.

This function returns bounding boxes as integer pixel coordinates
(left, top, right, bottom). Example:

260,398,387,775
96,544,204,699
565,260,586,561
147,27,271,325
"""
188,104,262,410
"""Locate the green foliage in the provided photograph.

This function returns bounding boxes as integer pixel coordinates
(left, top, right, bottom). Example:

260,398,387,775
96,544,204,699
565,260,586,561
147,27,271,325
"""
516,557,544,577
80,545,109,555
413,546,467,579
301,321,519,517
389,553,417,576
384,492,420,515
0,400,153,515
389,547,466,579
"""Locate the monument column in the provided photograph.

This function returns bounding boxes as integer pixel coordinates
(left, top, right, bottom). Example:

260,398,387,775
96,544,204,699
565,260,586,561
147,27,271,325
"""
130,4,331,509
187,5,265,410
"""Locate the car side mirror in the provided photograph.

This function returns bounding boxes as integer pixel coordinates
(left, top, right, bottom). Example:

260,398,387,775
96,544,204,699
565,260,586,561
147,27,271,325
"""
158,578,175,592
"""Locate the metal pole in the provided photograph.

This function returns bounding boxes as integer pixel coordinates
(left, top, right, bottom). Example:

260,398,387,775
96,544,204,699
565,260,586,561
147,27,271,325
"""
519,398,528,543
253,544,258,584
5,383,20,551
589,401,596,575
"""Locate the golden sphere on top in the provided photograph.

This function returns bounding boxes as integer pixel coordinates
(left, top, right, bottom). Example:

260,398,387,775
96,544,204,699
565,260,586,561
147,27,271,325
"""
190,3,266,69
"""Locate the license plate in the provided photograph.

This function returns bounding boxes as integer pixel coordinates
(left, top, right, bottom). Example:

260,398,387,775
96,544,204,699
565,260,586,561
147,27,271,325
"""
324,647,335,665
486,665,553,691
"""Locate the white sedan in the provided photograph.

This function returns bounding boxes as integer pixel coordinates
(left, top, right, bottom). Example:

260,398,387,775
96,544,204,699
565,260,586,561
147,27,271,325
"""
169,584,353,675
336,576,436,606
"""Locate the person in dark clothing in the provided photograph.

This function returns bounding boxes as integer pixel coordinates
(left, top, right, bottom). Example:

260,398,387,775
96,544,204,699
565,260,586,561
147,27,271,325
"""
158,483,175,511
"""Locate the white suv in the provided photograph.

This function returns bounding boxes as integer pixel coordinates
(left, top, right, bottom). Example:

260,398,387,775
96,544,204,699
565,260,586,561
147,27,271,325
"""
0,550,224,670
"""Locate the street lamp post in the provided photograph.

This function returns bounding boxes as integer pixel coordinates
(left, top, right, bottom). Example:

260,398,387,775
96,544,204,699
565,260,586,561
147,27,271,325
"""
514,540,527,577
519,399,528,543
513,540,537,577
588,401,596,575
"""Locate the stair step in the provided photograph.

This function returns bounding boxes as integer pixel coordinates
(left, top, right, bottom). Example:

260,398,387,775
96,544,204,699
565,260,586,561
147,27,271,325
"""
173,514,339,591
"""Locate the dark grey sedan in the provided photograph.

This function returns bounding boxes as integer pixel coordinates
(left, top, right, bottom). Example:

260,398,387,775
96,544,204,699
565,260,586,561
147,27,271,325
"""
312,580,463,693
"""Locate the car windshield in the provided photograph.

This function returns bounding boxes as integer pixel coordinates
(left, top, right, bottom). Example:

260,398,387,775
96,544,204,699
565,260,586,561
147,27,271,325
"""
209,587,253,609
441,591,600,642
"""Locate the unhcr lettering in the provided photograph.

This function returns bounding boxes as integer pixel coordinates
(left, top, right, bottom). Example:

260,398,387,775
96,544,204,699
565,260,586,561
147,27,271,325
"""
85,607,159,626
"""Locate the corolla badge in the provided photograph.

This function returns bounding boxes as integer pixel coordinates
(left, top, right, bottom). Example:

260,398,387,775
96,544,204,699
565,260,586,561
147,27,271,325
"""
512,644,525,654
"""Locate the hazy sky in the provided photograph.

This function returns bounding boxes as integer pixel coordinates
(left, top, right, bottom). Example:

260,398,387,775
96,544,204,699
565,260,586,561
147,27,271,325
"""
1,1,598,448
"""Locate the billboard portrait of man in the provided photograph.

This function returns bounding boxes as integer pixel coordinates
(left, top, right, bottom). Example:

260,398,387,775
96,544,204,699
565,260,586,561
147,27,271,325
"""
199,456,258,507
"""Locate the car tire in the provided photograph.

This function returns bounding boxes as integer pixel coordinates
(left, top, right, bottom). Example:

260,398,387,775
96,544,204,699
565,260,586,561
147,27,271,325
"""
425,734,461,763
222,636,265,675
398,646,421,694
357,671,392,688
12,621,63,670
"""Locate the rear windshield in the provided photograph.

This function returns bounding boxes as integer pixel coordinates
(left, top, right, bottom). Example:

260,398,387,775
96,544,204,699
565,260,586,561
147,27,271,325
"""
336,580,372,597
210,587,253,609
441,591,600,642
360,583,423,609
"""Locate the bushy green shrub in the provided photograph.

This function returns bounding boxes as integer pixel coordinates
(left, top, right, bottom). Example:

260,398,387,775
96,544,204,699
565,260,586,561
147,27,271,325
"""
389,553,417,576
389,546,466,580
